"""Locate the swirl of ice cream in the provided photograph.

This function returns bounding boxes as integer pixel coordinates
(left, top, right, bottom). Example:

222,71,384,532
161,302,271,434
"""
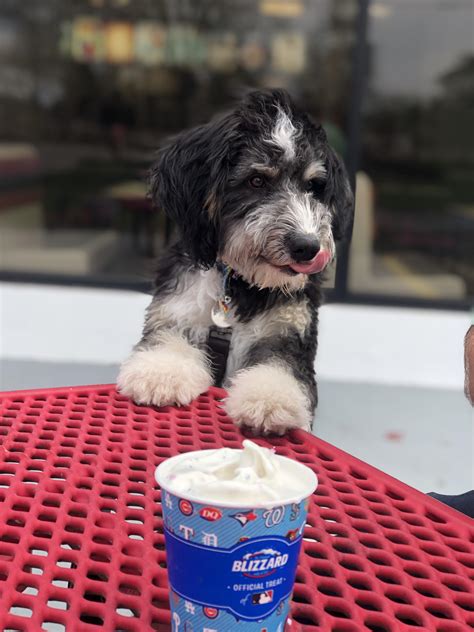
155,440,317,506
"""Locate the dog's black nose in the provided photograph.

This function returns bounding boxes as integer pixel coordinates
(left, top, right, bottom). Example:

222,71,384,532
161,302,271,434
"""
288,234,320,262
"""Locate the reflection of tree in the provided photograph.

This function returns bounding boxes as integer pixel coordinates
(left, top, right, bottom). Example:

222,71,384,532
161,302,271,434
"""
437,54,474,105
364,53,474,166
300,0,359,132
424,54,474,165
364,97,423,162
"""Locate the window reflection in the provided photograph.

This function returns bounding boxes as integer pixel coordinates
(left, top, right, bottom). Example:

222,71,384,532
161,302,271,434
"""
350,0,473,301
0,0,355,286
0,0,472,305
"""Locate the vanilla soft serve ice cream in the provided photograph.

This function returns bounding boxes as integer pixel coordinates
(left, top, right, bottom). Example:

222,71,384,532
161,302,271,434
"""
156,440,317,506
155,441,317,631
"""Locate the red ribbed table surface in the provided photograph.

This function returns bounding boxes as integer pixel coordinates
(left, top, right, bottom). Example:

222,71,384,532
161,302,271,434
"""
0,384,472,632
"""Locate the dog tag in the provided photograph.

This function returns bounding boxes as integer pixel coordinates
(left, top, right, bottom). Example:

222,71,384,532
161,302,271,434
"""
211,305,231,328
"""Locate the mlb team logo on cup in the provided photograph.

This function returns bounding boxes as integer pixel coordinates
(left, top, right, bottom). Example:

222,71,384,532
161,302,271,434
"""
155,442,317,631
160,511,303,623
179,499,193,516
203,606,219,619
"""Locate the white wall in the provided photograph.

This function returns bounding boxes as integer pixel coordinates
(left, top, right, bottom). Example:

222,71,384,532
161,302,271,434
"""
0,282,470,389
317,304,469,389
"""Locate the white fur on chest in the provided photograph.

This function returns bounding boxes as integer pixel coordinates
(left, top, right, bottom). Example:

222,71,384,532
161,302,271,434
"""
148,267,311,379
147,267,221,343
225,300,311,381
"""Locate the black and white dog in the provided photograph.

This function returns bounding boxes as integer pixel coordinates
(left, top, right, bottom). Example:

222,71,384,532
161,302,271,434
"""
118,89,353,434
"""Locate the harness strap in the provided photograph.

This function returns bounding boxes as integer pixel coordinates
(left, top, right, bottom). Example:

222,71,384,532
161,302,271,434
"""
207,326,233,387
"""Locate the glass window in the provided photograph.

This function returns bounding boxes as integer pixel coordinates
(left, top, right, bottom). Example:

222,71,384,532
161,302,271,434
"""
1,0,471,308
349,0,474,304
0,0,357,289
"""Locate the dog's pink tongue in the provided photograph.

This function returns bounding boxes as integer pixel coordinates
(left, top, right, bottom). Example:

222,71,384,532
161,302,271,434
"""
289,250,331,275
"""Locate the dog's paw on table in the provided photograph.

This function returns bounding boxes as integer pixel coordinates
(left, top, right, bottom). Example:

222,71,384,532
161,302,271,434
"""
224,363,312,436
117,343,212,407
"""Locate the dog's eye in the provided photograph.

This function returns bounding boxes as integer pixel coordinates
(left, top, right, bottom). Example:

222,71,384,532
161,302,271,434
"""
305,179,326,197
248,175,266,189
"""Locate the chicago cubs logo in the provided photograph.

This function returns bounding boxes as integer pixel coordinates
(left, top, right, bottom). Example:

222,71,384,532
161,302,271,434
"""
179,499,193,516
232,548,289,579
199,507,222,521
203,606,219,619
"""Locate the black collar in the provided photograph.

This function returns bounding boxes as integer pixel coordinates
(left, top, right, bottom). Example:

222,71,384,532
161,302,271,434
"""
207,326,232,387
206,262,234,387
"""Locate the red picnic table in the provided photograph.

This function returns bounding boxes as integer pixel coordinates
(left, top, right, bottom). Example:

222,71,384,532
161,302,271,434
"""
0,384,472,632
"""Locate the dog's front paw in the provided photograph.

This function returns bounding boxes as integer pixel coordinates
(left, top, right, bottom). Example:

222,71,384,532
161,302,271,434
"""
224,363,312,435
117,336,212,407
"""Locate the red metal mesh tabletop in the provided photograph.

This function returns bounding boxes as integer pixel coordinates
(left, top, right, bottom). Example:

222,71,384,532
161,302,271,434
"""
0,384,473,632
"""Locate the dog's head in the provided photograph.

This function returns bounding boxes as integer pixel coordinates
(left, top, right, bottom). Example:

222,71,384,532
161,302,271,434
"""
150,89,354,290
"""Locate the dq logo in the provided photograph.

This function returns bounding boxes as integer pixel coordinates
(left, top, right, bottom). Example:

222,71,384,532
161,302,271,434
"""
199,507,222,522
263,506,285,528
179,499,193,516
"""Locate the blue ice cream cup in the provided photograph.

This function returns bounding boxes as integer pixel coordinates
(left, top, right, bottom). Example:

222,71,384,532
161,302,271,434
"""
155,443,317,631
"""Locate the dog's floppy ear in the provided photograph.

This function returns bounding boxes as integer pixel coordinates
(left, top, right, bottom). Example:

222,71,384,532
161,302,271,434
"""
149,124,216,266
149,113,240,267
325,147,354,242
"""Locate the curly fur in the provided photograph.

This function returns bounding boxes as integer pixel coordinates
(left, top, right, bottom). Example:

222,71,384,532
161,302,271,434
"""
118,89,354,434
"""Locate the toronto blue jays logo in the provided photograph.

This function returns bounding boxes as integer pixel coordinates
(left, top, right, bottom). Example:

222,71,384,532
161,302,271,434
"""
231,510,258,526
